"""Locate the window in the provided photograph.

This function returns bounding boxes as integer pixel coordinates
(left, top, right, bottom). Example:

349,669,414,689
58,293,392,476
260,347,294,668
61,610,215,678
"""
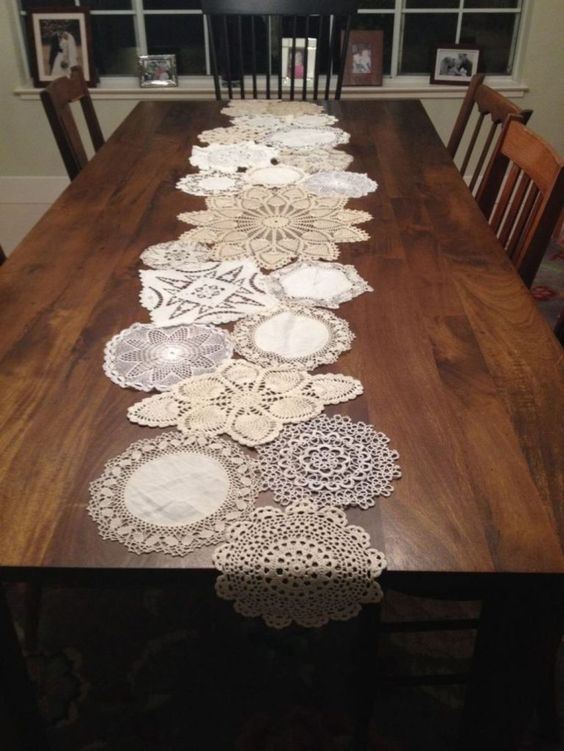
18,0,524,84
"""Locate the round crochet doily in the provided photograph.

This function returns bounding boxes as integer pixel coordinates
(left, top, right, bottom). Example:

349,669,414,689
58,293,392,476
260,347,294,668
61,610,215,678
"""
302,170,378,198
241,164,307,188
176,172,245,196
140,240,211,270
276,148,354,174
222,100,324,118
189,141,278,174
264,127,350,151
213,500,387,629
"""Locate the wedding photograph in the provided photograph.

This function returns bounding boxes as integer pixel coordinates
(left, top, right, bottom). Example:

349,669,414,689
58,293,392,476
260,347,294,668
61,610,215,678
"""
28,9,94,86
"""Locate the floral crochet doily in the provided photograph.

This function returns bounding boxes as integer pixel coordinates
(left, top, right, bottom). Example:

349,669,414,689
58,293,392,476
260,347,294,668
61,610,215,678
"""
241,164,307,188
264,127,350,151
189,142,278,174
231,113,338,132
103,322,233,392
197,125,267,145
88,431,261,556
127,359,363,447
222,100,324,118
139,260,276,326
264,260,373,309
277,148,354,174
257,414,402,509
178,186,371,271
140,240,211,270
213,500,387,629
302,171,378,198
176,172,245,196
231,305,354,370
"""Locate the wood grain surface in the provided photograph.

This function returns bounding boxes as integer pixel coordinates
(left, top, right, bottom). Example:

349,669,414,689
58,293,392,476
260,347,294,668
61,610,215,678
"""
0,100,562,577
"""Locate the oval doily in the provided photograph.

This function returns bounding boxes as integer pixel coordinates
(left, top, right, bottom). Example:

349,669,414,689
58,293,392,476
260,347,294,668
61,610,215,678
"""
127,359,363,447
241,164,307,188
257,414,402,508
302,171,378,198
88,431,261,556
189,142,278,174
103,322,233,392
265,127,350,151
176,172,245,196
264,260,373,309
140,240,211,270
276,148,354,174
231,305,354,371
222,100,324,118
213,500,387,629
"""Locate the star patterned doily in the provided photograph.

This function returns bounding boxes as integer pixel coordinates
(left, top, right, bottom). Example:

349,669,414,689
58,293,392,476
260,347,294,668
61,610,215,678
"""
302,171,379,198
277,148,354,174
222,100,324,118
189,142,278,174
140,240,211,270
264,260,373,309
213,500,387,629
88,431,261,556
264,126,350,151
139,260,276,326
231,305,354,371
127,359,363,447
103,322,233,392
176,172,245,196
257,414,402,508
178,186,371,271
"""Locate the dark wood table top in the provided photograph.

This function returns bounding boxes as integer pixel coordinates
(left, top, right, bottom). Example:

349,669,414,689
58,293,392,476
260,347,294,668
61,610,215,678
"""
0,100,562,579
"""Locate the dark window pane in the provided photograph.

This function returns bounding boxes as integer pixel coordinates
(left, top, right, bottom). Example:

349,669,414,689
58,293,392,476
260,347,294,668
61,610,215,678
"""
352,14,394,75
85,0,132,8
22,0,75,8
358,0,394,8
406,0,459,8
401,13,457,73
91,16,137,75
460,12,517,73
144,0,201,7
146,14,206,74
464,0,519,7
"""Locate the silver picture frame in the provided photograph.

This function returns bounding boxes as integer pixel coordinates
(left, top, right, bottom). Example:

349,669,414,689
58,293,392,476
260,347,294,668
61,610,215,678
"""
138,54,178,88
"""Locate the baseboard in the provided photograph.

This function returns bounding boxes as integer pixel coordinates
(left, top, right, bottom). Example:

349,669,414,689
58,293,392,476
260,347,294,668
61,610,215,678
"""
0,176,69,204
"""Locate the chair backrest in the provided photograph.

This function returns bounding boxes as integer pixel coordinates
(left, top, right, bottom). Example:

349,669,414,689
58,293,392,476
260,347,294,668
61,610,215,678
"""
476,117,564,288
200,0,359,101
447,74,532,194
40,66,104,181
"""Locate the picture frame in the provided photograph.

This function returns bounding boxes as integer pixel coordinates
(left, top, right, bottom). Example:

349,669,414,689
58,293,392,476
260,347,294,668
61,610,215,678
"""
138,54,179,88
342,30,384,87
281,38,317,87
27,6,96,88
430,44,480,85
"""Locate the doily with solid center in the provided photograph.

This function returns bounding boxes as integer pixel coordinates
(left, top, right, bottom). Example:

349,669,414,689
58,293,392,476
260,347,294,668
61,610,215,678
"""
302,170,378,198
189,141,278,174
264,126,350,152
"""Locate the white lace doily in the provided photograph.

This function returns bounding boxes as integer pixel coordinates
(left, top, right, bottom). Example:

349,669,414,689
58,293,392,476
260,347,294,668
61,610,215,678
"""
302,171,379,198
140,240,211,270
213,500,387,629
189,142,278,174
231,113,338,132
88,431,261,556
103,322,233,392
264,127,350,152
222,100,324,118
197,125,266,145
139,260,276,326
178,186,371,271
231,305,354,371
127,359,363,447
264,260,373,309
241,164,307,188
176,172,245,196
257,414,402,509
277,148,354,174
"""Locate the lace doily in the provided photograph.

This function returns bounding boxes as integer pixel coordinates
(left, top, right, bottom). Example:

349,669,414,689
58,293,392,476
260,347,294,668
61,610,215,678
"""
176,172,245,196
231,113,338,132
241,164,307,188
88,431,261,556
257,414,402,509
189,142,278,174
140,240,211,270
222,100,324,118
264,260,373,309
213,500,387,629
231,305,354,371
197,125,267,145
277,148,354,174
302,171,378,198
178,186,371,271
139,260,276,326
127,359,363,447
103,322,233,392
264,127,350,152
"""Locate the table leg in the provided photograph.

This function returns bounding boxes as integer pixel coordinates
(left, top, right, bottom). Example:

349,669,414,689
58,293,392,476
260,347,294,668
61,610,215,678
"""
459,579,563,751
0,585,51,751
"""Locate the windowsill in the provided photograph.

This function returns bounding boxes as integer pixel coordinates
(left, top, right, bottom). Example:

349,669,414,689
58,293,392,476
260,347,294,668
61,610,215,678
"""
13,75,528,101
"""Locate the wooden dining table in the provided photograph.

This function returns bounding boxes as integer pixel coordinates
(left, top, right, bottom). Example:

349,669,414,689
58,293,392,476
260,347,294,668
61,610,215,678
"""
0,99,562,750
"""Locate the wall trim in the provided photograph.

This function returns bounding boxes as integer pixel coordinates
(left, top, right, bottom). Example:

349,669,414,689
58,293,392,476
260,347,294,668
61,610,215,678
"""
0,176,69,204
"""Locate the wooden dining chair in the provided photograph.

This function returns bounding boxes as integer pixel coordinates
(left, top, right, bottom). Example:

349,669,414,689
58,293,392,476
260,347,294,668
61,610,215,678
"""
476,116,564,288
201,0,359,101
40,66,104,181
447,74,532,194
0,244,6,266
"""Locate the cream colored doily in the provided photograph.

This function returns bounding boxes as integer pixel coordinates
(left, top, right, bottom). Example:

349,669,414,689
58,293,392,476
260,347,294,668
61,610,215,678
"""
189,141,278,174
277,148,354,174
222,100,324,118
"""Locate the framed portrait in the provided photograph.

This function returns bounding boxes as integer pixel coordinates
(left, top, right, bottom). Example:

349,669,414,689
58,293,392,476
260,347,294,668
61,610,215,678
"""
281,38,317,87
27,6,95,88
342,30,383,87
138,55,179,88
431,44,480,85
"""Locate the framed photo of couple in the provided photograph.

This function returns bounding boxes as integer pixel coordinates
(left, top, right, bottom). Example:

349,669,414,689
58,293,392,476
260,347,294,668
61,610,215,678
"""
430,44,480,85
27,6,96,88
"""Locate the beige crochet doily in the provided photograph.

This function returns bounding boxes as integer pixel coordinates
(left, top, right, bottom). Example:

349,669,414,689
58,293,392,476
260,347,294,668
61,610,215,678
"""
277,148,354,174
222,100,324,118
